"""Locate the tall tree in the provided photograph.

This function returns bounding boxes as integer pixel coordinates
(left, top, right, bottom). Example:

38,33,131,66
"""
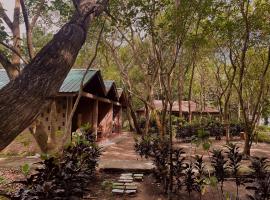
0,0,22,79
0,0,109,150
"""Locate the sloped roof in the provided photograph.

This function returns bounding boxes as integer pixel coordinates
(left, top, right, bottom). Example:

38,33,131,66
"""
0,69,100,93
137,100,219,114
117,88,123,97
0,69,9,90
117,88,128,107
104,80,119,100
60,69,99,93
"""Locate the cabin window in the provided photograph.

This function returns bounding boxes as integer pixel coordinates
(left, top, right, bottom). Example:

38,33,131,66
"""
62,122,65,126
48,126,51,131
45,117,49,122
62,113,65,118
58,127,61,131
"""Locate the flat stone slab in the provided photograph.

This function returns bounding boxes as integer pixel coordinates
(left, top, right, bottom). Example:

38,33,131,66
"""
134,176,143,181
121,173,133,176
112,189,124,194
113,182,124,186
118,179,133,183
112,185,125,190
124,183,137,186
125,190,137,194
134,174,144,177
126,185,137,190
119,176,133,180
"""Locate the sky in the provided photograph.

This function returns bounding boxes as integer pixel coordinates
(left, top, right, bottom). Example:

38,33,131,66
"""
1,0,26,34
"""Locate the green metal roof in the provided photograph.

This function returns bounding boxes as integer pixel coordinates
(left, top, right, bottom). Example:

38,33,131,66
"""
0,69,9,90
0,69,99,93
104,80,114,93
59,69,99,93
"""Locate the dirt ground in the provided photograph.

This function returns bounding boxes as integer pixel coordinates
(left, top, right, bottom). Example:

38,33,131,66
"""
0,133,269,200
84,172,251,200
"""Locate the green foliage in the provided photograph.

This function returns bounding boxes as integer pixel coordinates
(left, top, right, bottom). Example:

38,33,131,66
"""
9,127,101,199
0,176,6,185
21,163,30,177
192,129,212,151
0,19,8,42
101,180,113,191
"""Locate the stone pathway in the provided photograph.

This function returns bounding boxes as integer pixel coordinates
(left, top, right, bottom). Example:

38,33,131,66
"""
99,133,154,173
111,173,144,195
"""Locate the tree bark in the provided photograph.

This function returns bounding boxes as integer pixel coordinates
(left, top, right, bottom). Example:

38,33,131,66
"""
0,0,108,150
188,60,196,123
11,0,21,70
0,52,19,80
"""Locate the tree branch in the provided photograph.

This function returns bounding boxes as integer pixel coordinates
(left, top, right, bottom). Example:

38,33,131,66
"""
20,0,34,60
30,0,46,28
0,2,13,30
0,41,29,64
62,22,105,146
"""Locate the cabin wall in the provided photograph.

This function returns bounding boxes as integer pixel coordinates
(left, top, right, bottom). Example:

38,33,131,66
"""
98,102,113,138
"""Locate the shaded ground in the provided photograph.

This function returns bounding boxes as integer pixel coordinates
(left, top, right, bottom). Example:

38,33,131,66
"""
99,133,154,172
175,137,270,158
0,133,269,199
84,173,251,200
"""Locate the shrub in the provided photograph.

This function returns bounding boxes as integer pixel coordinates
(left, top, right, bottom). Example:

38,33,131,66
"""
246,157,270,200
256,132,270,143
176,121,245,140
8,128,101,200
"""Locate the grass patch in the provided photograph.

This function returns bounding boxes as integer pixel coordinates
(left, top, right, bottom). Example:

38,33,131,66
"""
256,131,270,143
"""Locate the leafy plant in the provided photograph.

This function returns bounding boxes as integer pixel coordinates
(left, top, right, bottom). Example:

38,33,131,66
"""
173,148,186,192
226,144,243,200
21,164,31,177
210,149,227,195
246,157,270,200
184,163,196,198
194,155,206,200
8,128,101,200
192,129,212,151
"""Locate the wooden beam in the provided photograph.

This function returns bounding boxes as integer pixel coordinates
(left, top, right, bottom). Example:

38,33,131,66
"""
82,92,121,106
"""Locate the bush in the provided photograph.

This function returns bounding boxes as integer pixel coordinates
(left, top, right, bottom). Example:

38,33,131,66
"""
8,128,102,200
176,120,245,140
135,136,270,199
256,132,270,143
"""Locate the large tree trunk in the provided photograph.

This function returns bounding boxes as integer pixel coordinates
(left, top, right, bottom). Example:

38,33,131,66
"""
0,0,108,150
243,128,252,156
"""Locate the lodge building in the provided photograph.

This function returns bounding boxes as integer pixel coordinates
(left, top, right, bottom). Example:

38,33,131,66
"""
136,100,220,120
0,69,127,141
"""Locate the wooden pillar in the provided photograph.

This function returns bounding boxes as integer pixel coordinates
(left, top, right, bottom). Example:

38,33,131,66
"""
118,107,123,134
65,97,73,140
108,103,113,136
92,100,98,140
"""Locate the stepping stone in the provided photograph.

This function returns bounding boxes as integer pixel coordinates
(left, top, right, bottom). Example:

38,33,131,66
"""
134,177,143,181
113,182,124,186
125,190,137,194
133,174,143,177
121,173,133,176
112,189,124,194
125,185,138,190
124,183,137,186
118,179,133,183
120,176,133,179
112,185,125,190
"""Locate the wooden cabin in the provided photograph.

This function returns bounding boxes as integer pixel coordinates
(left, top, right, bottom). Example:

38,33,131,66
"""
136,100,220,120
0,69,127,141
